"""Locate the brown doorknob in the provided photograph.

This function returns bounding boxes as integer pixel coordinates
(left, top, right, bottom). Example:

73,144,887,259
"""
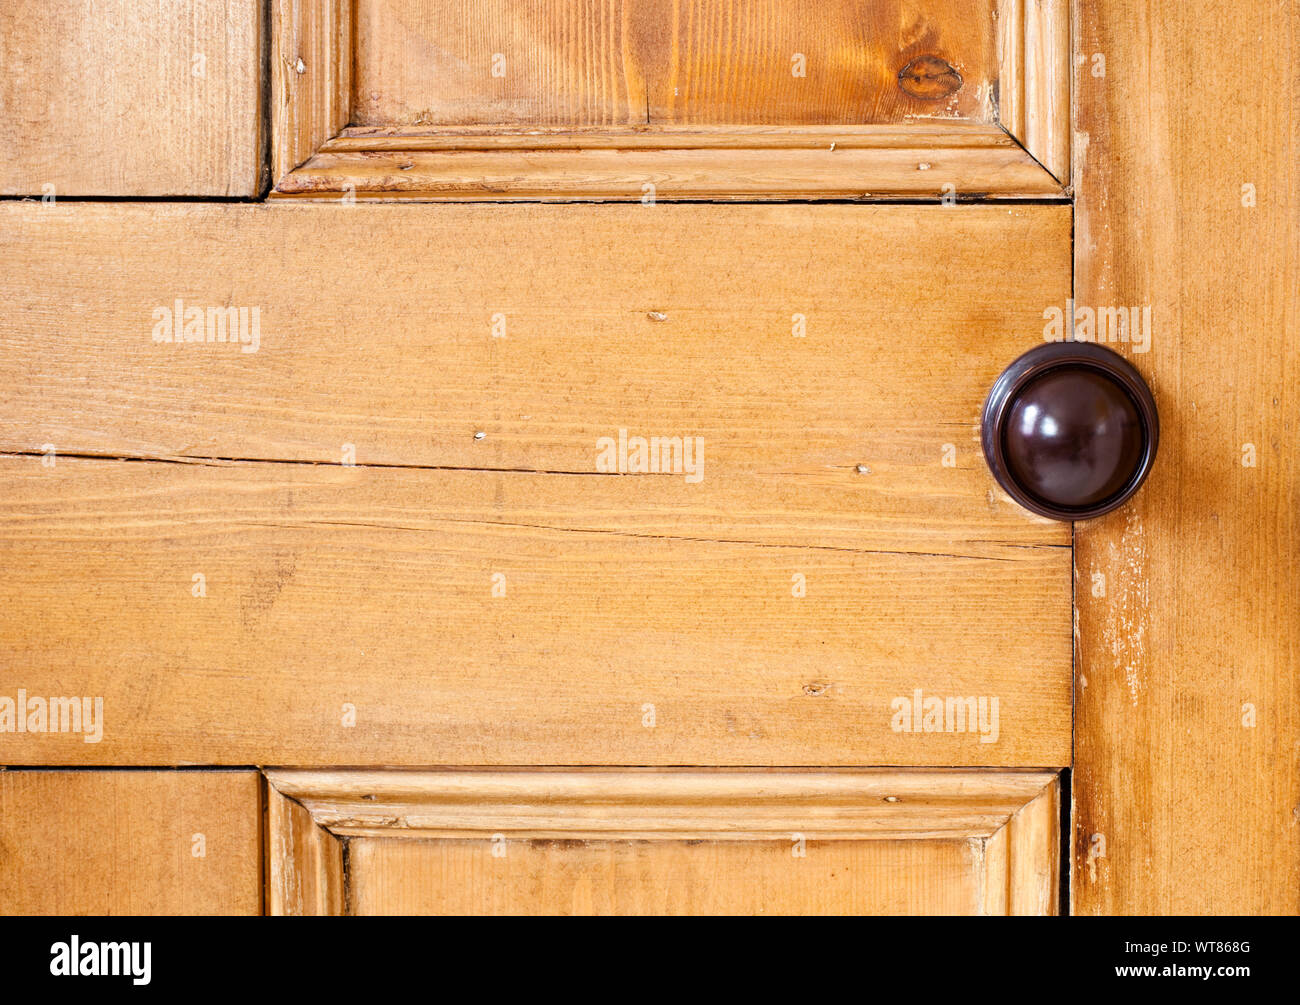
981,342,1158,520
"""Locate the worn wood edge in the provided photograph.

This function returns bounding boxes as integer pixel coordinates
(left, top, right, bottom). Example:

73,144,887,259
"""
979,826,1011,914
252,5,272,197
270,0,352,185
978,775,1059,914
265,769,1060,842
996,0,1070,184
270,132,1065,200
266,781,345,916
996,0,1027,144
1070,0,1299,918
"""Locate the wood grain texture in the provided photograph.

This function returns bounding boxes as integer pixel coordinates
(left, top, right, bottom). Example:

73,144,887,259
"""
0,0,264,196
352,0,998,128
347,835,987,915
0,202,1071,767
273,2,1070,199
274,123,1064,200
271,0,352,183
0,770,261,915
0,202,1071,479
0,456,1069,767
1072,0,1300,914
269,768,1061,915
995,0,1070,182
267,783,344,916
980,774,1057,914
266,769,1061,840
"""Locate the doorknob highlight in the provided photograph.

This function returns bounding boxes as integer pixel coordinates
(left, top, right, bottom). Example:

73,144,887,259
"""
981,342,1159,521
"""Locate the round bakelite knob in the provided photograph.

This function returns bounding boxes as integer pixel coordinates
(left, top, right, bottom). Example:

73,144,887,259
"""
981,342,1159,520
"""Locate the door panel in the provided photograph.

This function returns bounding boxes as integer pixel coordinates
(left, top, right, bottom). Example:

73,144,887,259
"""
269,769,1060,916
0,1,1093,918
0,1,264,197
0,770,262,915
0,0,1290,923
348,838,997,915
0,203,1071,767
351,0,999,128
271,1,1068,198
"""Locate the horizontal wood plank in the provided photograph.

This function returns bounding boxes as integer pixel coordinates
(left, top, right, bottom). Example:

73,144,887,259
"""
0,201,1070,481
0,202,1071,767
0,0,264,196
0,457,1069,766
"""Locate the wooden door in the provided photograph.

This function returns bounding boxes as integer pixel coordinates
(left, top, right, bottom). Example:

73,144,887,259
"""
0,0,1294,917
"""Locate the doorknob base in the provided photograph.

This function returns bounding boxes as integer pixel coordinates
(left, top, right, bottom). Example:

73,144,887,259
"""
981,341,1159,521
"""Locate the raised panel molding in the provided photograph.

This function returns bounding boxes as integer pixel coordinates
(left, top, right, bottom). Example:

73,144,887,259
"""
266,781,346,917
265,769,1060,915
270,0,352,185
995,0,1071,183
269,1,1070,200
